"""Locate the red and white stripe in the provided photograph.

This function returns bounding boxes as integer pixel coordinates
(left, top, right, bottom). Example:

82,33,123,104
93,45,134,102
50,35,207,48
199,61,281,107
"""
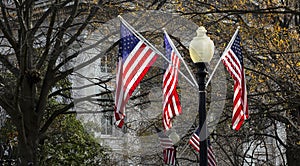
163,148,176,165
157,130,176,165
189,133,217,166
159,135,174,149
115,42,158,128
221,48,248,130
162,50,181,130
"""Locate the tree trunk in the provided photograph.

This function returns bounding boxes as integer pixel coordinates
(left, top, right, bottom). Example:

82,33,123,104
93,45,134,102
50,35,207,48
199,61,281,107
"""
286,147,300,166
16,75,40,166
18,136,37,166
286,107,300,166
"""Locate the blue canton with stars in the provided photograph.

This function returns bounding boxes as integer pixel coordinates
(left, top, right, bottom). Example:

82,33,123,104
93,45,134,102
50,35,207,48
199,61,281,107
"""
164,34,173,68
231,34,243,65
118,22,140,61
164,34,172,60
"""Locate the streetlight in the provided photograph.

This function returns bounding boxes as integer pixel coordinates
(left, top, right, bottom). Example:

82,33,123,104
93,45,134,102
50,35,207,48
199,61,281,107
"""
189,26,214,166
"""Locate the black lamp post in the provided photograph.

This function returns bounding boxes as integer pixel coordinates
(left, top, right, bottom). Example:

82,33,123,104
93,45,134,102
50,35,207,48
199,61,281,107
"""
189,27,214,166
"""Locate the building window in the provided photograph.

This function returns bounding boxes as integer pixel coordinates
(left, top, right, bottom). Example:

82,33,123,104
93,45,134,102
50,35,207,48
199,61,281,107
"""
100,53,115,73
99,92,113,135
100,112,113,135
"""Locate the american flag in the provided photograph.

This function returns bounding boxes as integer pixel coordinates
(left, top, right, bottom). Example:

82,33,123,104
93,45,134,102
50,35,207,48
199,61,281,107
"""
221,32,249,130
162,33,182,130
189,128,217,166
163,148,176,165
157,129,176,165
114,21,158,128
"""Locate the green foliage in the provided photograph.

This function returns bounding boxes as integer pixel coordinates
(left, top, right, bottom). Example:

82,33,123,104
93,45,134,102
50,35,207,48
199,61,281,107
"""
0,114,111,165
38,114,111,165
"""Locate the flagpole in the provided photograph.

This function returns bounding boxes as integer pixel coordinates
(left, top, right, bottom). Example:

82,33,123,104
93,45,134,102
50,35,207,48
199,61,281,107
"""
163,29,199,88
118,15,163,60
205,27,240,88
118,15,197,88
